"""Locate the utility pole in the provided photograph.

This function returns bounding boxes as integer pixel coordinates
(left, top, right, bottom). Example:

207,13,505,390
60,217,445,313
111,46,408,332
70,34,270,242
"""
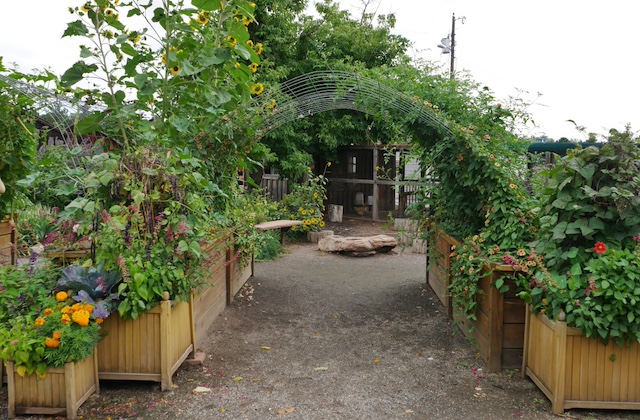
450,13,456,79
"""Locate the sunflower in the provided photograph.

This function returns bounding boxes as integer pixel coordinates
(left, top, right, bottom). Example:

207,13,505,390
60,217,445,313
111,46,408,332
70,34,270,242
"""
170,65,180,75
242,16,253,26
249,63,258,73
250,83,264,95
80,2,92,12
246,40,254,48
227,36,237,46
104,8,115,17
196,12,209,25
266,99,277,110
255,43,263,55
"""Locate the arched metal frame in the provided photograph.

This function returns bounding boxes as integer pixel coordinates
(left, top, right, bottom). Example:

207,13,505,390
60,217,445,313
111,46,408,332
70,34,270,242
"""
254,70,453,138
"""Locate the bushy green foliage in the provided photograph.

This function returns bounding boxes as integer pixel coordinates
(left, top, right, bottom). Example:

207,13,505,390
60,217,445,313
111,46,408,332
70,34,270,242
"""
0,76,39,220
518,127,640,344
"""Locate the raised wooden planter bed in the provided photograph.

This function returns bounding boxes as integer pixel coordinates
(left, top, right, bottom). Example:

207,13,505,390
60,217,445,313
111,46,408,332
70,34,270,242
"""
96,296,195,391
46,250,89,266
427,229,459,317
523,309,640,414
0,216,17,265
7,350,99,419
452,264,526,372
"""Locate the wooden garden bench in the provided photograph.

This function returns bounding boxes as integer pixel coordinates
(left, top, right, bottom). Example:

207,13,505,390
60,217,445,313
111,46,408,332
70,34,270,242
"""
255,220,304,245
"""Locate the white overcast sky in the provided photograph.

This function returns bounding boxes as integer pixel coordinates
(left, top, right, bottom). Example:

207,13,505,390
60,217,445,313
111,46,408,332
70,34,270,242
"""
1,0,638,140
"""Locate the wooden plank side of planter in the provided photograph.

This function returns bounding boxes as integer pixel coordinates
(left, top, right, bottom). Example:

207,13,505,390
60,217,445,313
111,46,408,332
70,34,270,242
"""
427,230,458,317
7,351,98,420
193,240,230,346
97,300,193,390
453,267,525,372
524,310,640,414
0,218,16,265
231,258,253,298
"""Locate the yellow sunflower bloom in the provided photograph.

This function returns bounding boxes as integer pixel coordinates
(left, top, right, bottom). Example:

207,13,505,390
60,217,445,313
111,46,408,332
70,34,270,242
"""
242,16,253,26
255,43,263,55
319,221,326,227
196,12,209,25
246,40,254,48
170,65,180,75
104,7,115,17
266,99,277,110
249,63,258,73
300,209,307,216
250,83,264,95
227,36,237,46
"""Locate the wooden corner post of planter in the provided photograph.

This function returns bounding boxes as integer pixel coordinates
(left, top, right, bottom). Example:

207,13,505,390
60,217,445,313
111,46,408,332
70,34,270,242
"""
0,216,17,266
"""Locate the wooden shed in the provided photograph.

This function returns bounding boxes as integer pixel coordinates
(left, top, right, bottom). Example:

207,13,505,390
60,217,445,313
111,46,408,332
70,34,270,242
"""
325,144,422,221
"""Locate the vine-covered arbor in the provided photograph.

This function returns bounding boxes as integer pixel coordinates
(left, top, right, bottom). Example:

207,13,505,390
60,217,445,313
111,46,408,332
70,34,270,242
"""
254,70,455,220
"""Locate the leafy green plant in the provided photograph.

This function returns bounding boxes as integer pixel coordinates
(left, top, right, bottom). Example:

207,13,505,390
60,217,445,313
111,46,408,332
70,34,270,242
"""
278,165,329,234
0,263,61,324
518,128,640,344
0,70,39,220
16,204,58,253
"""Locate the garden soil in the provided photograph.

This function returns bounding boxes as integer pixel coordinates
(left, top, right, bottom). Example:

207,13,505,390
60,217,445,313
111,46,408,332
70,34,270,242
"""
3,218,639,420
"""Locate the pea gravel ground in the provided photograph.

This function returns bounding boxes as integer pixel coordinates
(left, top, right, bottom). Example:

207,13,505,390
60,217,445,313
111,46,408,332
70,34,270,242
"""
2,218,639,419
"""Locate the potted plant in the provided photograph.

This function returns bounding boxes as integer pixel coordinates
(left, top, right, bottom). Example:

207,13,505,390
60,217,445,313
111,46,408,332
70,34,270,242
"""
0,68,39,265
0,289,102,419
519,129,640,414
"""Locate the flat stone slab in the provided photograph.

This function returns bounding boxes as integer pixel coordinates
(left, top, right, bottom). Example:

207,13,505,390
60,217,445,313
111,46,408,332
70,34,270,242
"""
318,234,398,256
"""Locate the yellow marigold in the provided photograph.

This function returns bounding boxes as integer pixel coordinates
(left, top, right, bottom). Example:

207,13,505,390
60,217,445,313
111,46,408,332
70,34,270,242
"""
44,308,54,316
61,314,71,325
83,304,94,314
96,318,104,325
45,337,60,348
52,331,62,340
72,309,91,327
61,306,73,314
56,291,68,302
35,317,45,327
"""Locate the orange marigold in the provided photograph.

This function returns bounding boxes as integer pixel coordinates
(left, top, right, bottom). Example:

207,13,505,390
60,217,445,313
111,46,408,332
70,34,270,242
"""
35,317,45,327
45,337,60,348
72,309,91,327
83,304,94,314
55,291,68,302
61,306,73,314
44,308,54,316
96,318,104,325
61,314,71,325
52,331,62,339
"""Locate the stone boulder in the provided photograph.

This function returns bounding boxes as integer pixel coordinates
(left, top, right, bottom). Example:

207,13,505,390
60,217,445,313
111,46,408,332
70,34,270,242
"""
318,234,398,257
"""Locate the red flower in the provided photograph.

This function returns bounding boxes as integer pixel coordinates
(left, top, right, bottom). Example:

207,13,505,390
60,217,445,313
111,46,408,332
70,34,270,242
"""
594,242,607,254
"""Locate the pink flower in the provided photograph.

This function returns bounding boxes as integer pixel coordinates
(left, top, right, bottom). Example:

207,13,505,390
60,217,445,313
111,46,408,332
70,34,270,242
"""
594,242,607,254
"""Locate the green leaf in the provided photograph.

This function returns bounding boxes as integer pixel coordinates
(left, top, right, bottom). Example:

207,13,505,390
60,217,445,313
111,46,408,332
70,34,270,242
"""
121,43,138,57
192,0,222,11
76,111,106,135
570,263,582,276
80,46,93,58
62,20,89,37
61,61,98,87
99,172,115,186
629,312,635,323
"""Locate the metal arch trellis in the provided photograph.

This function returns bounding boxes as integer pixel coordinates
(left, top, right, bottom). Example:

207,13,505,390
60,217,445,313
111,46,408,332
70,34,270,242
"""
0,74,92,147
253,70,454,138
